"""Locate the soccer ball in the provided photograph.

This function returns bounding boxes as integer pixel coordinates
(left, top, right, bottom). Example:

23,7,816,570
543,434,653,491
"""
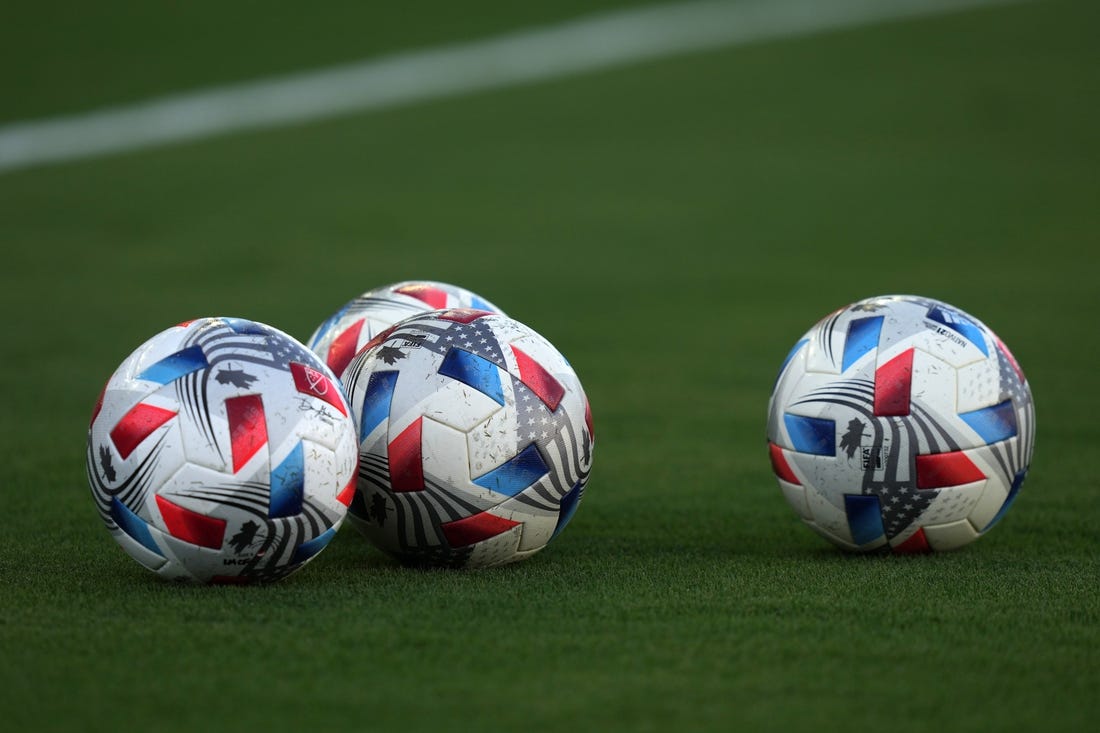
341,309,594,568
87,317,359,583
308,280,504,379
766,295,1035,552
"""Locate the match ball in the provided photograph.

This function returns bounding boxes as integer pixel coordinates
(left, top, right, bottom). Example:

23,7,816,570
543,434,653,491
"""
87,317,359,583
308,280,503,380
342,309,594,568
766,295,1035,552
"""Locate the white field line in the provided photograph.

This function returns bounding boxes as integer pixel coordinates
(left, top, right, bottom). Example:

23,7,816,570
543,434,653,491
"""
0,0,1023,174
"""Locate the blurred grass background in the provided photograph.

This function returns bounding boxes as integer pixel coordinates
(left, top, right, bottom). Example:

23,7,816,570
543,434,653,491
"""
1,1,1097,731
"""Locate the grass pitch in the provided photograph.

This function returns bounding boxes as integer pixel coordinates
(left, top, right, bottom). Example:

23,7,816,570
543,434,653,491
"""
1,1,1098,731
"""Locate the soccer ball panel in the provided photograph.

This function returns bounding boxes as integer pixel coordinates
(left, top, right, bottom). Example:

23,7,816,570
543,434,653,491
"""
922,519,981,551
912,480,986,527
803,482,857,546
968,477,1010,532
462,522,525,567
110,518,170,573
778,480,810,521
908,348,959,419
955,357,1002,414
421,416,488,499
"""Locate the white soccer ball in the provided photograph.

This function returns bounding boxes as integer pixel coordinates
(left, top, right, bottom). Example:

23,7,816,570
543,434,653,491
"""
767,295,1035,552
87,317,359,583
341,308,594,568
308,280,504,380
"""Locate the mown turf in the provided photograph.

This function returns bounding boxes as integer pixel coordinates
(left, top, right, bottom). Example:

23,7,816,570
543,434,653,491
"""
1,1,1098,731
0,0,646,123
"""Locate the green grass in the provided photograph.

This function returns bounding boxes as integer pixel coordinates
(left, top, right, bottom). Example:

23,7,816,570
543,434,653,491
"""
0,0,646,122
2,1,1098,731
